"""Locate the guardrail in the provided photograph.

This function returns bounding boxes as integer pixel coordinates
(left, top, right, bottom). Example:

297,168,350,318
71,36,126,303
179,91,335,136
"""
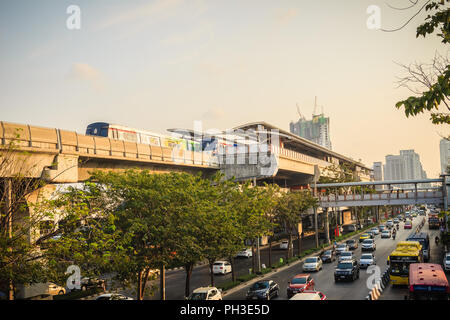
1,121,341,171
320,191,444,203
0,121,219,168
271,145,331,168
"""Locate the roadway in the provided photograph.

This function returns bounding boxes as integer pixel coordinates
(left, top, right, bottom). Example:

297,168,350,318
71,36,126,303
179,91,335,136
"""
145,235,318,300
379,220,448,300
224,215,447,300
105,214,449,300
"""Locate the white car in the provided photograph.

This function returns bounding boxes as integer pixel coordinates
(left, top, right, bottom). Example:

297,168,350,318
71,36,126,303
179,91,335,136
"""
381,230,391,238
187,287,222,300
280,240,292,250
289,291,326,300
95,293,133,300
302,257,323,272
361,239,376,251
47,283,66,296
444,253,450,272
338,251,354,263
236,248,252,258
370,227,379,235
386,220,394,229
212,261,232,275
359,253,376,269
336,244,349,255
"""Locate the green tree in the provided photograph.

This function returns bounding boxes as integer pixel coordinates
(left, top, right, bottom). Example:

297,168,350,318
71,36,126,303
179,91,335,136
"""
275,190,317,260
235,182,278,274
93,170,209,300
170,173,233,297
36,183,119,288
0,131,65,300
317,164,356,243
395,0,450,125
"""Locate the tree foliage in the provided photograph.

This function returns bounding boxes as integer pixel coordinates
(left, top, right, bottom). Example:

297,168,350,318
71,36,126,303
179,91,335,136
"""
275,190,317,258
395,0,450,124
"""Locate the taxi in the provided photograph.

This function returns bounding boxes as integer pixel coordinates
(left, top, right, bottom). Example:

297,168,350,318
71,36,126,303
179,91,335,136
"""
359,233,371,242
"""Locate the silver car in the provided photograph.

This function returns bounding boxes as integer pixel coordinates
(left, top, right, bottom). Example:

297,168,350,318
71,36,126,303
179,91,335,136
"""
302,256,323,272
361,239,376,251
386,220,394,229
359,253,376,269
338,251,354,263
381,230,391,238
336,244,349,255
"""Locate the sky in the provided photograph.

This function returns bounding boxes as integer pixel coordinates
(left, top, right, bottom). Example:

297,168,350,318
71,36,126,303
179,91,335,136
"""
0,0,448,177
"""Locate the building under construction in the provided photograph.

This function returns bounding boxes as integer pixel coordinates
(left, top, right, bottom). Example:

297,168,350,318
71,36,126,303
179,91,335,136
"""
289,98,332,150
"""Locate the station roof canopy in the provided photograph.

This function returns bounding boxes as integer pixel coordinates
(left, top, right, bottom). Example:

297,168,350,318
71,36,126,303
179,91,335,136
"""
232,121,372,171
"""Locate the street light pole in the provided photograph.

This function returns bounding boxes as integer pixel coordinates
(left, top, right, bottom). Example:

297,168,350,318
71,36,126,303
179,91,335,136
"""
313,165,320,248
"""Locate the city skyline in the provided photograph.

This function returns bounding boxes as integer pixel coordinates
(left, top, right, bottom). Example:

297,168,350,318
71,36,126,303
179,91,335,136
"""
0,0,448,177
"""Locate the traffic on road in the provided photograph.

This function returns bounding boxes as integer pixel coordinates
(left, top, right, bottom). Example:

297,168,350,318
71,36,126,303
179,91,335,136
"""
222,207,449,300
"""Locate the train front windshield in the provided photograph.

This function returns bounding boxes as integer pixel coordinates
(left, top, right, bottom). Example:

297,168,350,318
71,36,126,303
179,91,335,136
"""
86,123,109,137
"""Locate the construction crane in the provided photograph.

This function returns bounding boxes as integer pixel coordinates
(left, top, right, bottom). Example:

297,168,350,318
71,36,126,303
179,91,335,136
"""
296,103,305,121
312,96,324,116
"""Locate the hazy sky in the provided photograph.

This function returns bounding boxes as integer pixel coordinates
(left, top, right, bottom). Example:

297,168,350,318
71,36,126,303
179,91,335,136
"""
0,0,448,177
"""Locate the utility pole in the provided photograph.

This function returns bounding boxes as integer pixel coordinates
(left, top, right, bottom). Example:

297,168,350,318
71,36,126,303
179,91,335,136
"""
313,165,320,248
252,177,261,273
256,237,261,273
5,179,13,300
160,264,165,300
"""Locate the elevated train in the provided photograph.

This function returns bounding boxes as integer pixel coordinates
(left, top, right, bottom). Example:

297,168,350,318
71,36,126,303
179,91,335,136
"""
85,122,261,155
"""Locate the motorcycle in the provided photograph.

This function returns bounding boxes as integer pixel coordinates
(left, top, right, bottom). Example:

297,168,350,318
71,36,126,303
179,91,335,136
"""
435,237,439,245
392,233,396,240
396,224,399,231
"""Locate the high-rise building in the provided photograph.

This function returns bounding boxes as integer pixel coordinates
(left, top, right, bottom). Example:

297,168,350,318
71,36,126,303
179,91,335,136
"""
290,98,332,149
373,162,383,190
290,115,332,149
440,138,450,174
383,149,428,188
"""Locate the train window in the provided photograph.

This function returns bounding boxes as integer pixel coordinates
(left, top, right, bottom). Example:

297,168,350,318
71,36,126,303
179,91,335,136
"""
123,132,137,142
140,134,160,146
100,128,108,137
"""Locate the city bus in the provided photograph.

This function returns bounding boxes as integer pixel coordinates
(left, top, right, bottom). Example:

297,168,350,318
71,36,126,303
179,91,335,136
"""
408,263,449,300
428,212,440,229
406,233,430,262
395,241,422,253
387,242,423,285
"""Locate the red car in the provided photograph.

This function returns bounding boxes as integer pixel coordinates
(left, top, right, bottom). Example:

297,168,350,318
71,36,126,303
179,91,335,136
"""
287,274,314,299
404,221,412,229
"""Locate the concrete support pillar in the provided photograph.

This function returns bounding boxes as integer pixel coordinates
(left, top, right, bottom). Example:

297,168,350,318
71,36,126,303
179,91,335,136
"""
42,154,79,183
314,207,319,248
324,207,330,244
